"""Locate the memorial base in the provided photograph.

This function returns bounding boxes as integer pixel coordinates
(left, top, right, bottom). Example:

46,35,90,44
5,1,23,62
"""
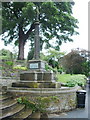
12,81,61,88
11,60,58,88
20,71,56,82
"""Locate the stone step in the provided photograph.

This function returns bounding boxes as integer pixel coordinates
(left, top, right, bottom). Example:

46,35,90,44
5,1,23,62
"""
40,113,49,119
12,81,56,88
0,91,7,95
0,104,25,119
9,86,69,90
8,86,74,91
7,86,79,97
0,86,7,91
0,95,12,101
2,102,23,114
0,99,17,110
12,108,32,119
19,80,54,82
28,111,40,119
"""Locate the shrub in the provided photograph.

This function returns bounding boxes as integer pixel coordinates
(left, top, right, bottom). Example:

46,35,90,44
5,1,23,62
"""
5,61,13,66
57,69,62,74
65,75,86,87
45,64,57,72
66,80,76,87
13,66,27,70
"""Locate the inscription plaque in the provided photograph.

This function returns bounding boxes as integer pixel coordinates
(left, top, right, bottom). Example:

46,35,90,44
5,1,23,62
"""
30,63,38,69
41,62,45,69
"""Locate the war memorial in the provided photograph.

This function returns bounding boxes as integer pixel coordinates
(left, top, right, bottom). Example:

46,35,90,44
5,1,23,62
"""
0,7,84,119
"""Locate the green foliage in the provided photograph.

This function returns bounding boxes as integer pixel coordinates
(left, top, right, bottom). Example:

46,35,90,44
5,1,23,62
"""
0,56,9,60
1,60,13,70
1,60,14,76
0,49,13,60
41,49,65,72
17,96,59,113
5,61,13,66
17,97,36,111
27,48,34,60
13,66,27,70
60,50,86,74
0,66,2,70
41,49,65,62
57,67,65,74
45,64,57,72
66,80,76,87
82,61,90,77
57,74,86,87
65,77,86,87
2,2,78,59
1,59,27,77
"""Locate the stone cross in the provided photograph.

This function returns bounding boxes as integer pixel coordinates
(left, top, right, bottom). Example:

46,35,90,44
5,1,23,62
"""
34,6,40,60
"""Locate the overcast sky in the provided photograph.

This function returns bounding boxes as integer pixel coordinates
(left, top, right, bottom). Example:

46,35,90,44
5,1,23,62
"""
60,0,88,53
0,0,89,58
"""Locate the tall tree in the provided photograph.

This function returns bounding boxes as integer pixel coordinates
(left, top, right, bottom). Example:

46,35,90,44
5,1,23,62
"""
40,49,65,69
60,50,86,74
1,2,78,60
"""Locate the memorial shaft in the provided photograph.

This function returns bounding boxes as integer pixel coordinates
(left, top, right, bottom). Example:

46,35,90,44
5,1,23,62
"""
34,6,40,60
34,21,40,60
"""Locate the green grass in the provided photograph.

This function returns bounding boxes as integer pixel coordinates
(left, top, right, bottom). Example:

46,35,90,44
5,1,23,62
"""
57,74,87,87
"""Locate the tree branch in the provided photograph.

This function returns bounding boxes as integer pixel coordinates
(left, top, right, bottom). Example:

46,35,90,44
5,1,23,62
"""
8,4,19,19
24,22,35,40
13,10,19,19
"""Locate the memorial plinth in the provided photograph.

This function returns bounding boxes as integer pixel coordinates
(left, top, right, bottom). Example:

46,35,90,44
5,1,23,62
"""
12,59,58,88
20,71,55,82
28,60,46,71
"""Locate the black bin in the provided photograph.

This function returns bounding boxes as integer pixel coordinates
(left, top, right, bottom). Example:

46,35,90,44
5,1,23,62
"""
76,90,86,108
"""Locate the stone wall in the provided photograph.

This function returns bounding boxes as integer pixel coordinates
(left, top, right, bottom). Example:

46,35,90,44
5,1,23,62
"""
1,60,27,77
14,60,27,67
0,77,20,87
7,86,81,113
47,91,77,113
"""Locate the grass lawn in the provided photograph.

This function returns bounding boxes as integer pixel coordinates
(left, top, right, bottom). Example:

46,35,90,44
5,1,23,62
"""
57,74,87,87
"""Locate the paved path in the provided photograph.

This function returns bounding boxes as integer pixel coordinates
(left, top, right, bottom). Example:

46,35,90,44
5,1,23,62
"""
49,84,89,119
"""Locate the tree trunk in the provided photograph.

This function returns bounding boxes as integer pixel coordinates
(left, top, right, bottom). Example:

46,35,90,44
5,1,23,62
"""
17,25,25,60
18,38,25,60
17,23,35,60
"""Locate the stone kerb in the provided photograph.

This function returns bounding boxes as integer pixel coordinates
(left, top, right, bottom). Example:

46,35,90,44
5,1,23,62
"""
7,86,81,113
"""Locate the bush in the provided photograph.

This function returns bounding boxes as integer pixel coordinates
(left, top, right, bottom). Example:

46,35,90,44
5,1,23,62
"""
13,66,27,70
45,64,57,72
0,49,13,60
82,61,90,77
57,67,65,74
65,75,86,87
66,80,76,87
5,61,13,66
